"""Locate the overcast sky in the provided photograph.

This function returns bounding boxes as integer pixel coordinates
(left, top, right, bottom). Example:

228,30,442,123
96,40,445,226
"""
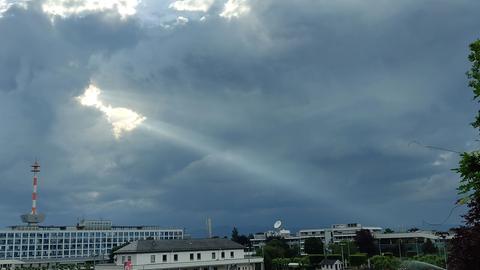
1,0,480,236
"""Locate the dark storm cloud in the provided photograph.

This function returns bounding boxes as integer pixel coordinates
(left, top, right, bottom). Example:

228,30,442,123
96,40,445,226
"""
0,0,479,233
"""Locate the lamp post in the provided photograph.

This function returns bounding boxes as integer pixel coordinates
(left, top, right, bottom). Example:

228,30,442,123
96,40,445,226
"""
340,243,345,269
398,239,402,260
415,238,419,256
438,233,448,269
93,252,97,270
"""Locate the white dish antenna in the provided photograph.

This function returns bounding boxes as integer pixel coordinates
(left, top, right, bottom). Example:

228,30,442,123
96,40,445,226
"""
274,220,282,229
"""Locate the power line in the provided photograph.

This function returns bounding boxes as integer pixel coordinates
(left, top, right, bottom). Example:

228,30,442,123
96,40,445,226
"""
408,140,462,154
422,204,462,227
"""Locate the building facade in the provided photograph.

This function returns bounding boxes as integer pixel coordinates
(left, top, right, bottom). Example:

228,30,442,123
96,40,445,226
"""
0,220,184,262
250,223,382,253
298,223,383,244
97,238,263,270
373,231,452,257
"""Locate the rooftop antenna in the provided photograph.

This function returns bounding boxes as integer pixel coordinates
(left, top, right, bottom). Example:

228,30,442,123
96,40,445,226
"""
206,218,212,238
20,160,45,226
274,220,282,230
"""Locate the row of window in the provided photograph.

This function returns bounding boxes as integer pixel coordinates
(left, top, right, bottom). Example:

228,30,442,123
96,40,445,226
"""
0,249,112,258
0,231,182,239
0,242,178,252
0,236,180,259
147,251,236,264
0,236,179,245
0,238,146,244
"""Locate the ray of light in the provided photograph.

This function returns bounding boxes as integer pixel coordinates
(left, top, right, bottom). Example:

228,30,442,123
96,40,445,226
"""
141,121,332,200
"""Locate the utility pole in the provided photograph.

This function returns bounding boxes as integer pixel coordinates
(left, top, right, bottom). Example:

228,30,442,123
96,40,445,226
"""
415,238,419,256
398,239,402,260
340,243,345,269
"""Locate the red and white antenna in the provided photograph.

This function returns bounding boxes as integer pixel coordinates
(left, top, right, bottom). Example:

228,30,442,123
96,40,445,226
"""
31,160,40,215
21,160,45,225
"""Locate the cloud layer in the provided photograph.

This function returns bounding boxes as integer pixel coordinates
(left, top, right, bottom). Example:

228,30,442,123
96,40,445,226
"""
0,0,479,234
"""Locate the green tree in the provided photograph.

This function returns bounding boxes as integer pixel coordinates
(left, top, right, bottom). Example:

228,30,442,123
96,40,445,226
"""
304,237,323,254
384,228,394,234
370,255,401,270
109,242,130,263
354,229,377,257
449,39,480,270
412,255,445,268
348,253,368,267
421,239,437,255
231,227,250,246
231,227,239,242
261,239,299,270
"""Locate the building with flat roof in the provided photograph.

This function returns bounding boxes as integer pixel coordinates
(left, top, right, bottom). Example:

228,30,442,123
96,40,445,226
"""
298,223,383,244
95,238,263,270
0,220,184,264
250,223,382,253
0,161,184,266
373,231,452,257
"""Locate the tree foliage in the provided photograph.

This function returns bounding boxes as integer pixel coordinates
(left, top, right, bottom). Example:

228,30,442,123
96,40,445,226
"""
260,238,300,270
370,255,401,270
449,39,480,270
328,241,358,255
348,253,368,267
354,229,377,257
384,228,394,234
231,227,251,247
412,255,445,268
421,239,437,255
304,237,323,254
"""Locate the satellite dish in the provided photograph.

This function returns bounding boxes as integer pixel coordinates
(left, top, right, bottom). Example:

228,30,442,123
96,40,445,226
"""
274,220,282,229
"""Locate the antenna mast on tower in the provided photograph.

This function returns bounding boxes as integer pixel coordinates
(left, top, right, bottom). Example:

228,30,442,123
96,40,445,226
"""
20,160,45,226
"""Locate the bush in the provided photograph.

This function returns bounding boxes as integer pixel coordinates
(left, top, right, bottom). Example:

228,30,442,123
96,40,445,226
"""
370,255,401,270
326,254,342,260
307,254,324,265
349,253,368,267
412,255,445,268
406,251,417,257
381,252,394,257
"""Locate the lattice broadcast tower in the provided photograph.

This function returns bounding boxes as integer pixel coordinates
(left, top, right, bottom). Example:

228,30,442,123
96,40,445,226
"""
20,160,45,226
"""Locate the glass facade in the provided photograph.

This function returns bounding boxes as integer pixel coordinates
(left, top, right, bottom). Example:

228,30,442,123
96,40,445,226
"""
0,228,183,260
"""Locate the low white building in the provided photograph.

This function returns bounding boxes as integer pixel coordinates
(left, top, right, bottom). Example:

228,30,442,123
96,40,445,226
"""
96,238,263,270
318,259,343,270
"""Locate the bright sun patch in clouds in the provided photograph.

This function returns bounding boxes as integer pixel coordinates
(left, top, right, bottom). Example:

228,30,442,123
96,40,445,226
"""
42,0,140,19
219,0,250,19
169,0,215,12
0,0,29,17
76,84,146,139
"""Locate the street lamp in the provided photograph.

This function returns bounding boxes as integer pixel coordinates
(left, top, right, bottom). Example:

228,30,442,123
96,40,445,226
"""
340,243,345,269
437,233,448,269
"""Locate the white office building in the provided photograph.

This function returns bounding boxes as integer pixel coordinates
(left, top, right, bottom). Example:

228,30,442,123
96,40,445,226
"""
96,238,263,270
0,219,184,264
298,223,383,244
250,223,382,253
